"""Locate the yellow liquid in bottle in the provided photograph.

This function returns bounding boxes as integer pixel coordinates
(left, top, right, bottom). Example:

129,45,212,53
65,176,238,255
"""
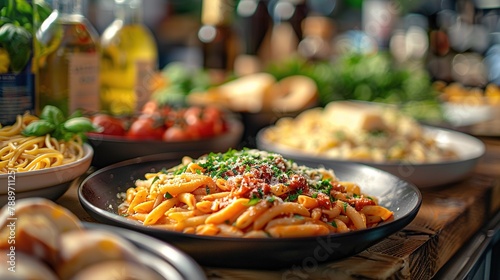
100,22,158,115
36,14,100,116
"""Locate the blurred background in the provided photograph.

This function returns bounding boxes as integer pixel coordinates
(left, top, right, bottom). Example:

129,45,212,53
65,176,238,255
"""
79,0,500,86
86,0,500,107
3,0,498,130
77,0,499,137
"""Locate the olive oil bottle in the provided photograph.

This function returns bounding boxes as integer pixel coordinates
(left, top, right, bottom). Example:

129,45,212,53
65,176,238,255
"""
35,0,100,116
100,0,158,116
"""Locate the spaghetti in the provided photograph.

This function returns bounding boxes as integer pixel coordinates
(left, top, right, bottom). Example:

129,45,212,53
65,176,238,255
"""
0,113,84,173
119,149,393,238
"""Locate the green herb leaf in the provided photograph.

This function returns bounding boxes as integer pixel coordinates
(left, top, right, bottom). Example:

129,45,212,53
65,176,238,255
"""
267,196,276,203
63,117,101,133
22,119,55,136
164,192,173,199
151,176,160,186
246,197,260,206
40,105,65,125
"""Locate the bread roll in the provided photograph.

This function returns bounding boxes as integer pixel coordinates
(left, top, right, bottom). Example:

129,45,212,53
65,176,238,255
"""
0,198,83,233
56,229,140,279
70,260,164,280
0,198,83,267
216,72,276,112
0,250,58,280
4,214,61,266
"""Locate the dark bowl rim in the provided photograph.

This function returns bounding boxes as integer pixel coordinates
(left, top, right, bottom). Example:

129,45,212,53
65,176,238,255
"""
86,118,243,144
78,152,423,243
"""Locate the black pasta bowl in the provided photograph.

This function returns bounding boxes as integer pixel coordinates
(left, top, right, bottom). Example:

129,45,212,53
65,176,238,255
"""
78,151,422,269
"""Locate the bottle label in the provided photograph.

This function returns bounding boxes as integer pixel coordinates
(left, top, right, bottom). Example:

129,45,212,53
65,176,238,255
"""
135,59,155,113
0,64,35,125
68,53,100,113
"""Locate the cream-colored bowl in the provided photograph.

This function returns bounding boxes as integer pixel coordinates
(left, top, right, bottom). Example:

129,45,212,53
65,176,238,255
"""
0,143,93,205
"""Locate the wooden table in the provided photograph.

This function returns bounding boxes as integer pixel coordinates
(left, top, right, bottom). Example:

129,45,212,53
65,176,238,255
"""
57,136,500,280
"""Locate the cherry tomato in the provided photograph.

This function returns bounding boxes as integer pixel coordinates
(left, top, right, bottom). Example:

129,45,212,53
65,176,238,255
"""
162,125,197,142
141,101,159,115
127,117,165,140
90,114,126,136
203,106,227,135
183,106,227,138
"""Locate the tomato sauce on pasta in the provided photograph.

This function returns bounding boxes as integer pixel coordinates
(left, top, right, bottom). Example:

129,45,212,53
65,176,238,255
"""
119,149,393,238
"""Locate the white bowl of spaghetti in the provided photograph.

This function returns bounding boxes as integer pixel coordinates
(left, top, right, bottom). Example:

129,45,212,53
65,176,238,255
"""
0,113,94,204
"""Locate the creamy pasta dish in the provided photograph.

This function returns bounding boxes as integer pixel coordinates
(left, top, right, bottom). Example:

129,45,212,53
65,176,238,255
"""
261,101,458,163
119,149,393,238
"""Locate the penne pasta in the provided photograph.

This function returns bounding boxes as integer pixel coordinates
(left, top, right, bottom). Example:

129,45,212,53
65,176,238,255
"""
143,198,178,225
298,195,319,209
261,102,459,164
205,198,250,225
253,203,310,230
118,149,393,238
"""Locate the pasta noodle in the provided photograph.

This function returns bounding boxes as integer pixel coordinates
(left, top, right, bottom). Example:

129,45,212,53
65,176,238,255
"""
0,113,84,173
119,149,394,238
261,102,458,163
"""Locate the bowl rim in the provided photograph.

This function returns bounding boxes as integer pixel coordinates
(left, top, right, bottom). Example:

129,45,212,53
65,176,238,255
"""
86,117,243,144
0,143,94,179
256,125,486,167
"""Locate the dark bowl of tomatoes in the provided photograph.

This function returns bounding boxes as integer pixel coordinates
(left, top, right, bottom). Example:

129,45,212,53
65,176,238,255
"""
87,105,244,168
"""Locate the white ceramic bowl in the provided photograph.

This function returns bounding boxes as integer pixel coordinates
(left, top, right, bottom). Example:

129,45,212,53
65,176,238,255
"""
0,143,93,204
257,126,485,188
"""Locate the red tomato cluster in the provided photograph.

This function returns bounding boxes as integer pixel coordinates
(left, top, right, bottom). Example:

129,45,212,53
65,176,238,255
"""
89,104,229,142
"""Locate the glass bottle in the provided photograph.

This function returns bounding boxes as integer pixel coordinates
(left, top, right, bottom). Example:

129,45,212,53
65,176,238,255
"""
197,0,238,83
268,0,308,62
298,16,335,61
100,0,158,116
35,0,100,116
234,0,271,75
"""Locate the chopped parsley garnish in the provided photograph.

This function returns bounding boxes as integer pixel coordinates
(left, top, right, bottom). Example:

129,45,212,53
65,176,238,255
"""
151,176,160,185
331,220,337,228
246,197,261,206
286,189,303,202
164,192,173,199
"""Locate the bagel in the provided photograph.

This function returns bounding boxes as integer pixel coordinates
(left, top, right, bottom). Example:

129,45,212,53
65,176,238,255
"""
267,75,318,113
